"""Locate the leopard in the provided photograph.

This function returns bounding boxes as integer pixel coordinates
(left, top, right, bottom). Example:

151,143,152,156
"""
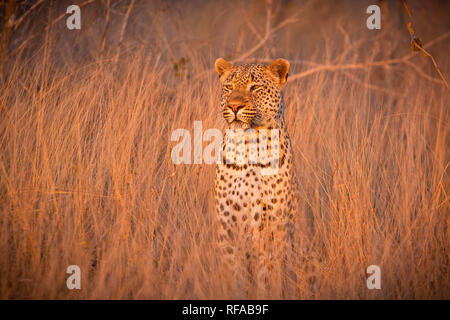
213,58,302,297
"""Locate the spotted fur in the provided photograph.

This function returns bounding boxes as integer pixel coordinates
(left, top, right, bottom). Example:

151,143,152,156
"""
214,58,299,296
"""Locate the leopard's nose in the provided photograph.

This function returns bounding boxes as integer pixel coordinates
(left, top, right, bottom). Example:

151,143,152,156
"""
228,103,245,114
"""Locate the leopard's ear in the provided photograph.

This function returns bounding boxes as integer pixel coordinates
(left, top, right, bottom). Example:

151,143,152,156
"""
215,58,233,81
267,58,290,86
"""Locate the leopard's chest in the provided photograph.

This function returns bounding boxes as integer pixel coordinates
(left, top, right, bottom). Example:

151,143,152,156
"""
214,158,293,230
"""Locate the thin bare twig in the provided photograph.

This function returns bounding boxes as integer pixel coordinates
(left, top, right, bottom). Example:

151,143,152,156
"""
288,31,450,87
232,14,298,64
341,71,401,96
113,0,135,66
10,0,96,56
12,0,44,31
192,1,298,81
402,0,449,90
0,0,16,74
241,9,263,41
98,0,111,59
403,60,446,85
412,46,449,89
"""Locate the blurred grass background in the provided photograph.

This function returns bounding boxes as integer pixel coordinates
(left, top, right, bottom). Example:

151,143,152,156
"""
0,0,448,298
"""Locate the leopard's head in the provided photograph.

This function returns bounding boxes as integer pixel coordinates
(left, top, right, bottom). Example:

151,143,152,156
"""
215,58,289,129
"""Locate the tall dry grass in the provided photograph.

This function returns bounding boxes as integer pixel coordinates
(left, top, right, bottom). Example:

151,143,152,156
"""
0,0,448,299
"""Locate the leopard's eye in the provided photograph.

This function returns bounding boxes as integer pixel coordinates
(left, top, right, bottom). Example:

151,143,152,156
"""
250,85,261,92
224,84,233,91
